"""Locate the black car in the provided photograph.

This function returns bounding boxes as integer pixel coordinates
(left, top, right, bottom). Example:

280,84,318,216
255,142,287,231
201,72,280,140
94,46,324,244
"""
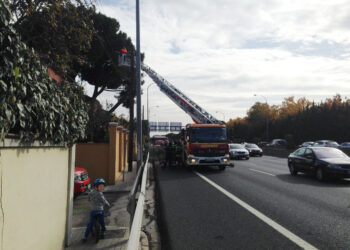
244,143,263,156
288,147,350,181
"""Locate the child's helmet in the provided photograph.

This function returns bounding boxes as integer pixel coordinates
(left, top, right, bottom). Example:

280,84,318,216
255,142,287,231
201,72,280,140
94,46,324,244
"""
93,178,106,186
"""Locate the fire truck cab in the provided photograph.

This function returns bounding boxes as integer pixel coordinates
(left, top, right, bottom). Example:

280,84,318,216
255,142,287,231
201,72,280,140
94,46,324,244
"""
182,124,229,170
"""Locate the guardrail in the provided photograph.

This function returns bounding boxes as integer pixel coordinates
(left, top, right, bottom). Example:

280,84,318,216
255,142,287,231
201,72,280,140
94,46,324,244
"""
126,152,150,250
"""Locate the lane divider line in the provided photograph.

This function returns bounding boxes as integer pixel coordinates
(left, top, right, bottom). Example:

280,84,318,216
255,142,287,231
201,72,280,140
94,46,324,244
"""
249,168,276,176
194,171,318,250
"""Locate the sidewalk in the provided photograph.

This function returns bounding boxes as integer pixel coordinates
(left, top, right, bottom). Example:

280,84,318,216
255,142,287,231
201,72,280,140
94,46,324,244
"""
67,162,137,250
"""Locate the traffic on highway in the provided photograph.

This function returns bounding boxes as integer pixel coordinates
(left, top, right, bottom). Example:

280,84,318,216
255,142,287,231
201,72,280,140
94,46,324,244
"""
153,150,350,250
150,131,350,250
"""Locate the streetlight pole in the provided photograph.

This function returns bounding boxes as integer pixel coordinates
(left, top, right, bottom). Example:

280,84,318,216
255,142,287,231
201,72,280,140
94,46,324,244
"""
147,83,155,121
148,105,159,137
136,0,142,169
215,111,225,122
254,94,269,142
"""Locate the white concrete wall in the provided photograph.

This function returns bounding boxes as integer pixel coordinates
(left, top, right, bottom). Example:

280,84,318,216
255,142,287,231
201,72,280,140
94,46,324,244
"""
0,140,72,250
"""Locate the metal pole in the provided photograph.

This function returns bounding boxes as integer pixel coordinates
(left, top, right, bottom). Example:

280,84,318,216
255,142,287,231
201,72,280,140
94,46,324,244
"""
147,83,155,138
136,0,142,169
266,107,269,142
261,96,269,142
147,83,155,121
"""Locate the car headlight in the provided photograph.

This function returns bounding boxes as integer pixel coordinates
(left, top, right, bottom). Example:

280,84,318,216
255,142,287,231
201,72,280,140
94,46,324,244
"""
223,158,228,162
189,158,196,163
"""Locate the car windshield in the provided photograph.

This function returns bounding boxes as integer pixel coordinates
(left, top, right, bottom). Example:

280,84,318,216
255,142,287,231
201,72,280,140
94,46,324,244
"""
328,141,339,146
302,142,312,146
313,148,348,159
245,144,259,148
189,127,227,143
230,144,244,149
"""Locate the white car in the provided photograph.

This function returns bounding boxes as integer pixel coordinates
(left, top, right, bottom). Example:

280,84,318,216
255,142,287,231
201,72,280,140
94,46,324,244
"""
340,142,350,149
229,144,249,160
313,140,339,148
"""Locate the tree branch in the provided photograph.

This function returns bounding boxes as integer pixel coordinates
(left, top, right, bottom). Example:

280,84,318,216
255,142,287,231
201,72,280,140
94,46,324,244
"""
108,95,127,114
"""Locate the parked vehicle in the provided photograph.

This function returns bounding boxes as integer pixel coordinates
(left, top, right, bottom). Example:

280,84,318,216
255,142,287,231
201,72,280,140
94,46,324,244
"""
298,141,314,148
287,147,350,181
269,139,287,147
312,140,339,148
151,135,169,147
74,167,91,195
340,142,350,149
258,141,268,147
229,144,249,160
180,124,230,170
153,140,165,147
244,143,263,156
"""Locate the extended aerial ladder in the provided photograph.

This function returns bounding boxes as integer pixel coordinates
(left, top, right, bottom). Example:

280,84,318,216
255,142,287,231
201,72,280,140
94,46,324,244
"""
118,53,222,124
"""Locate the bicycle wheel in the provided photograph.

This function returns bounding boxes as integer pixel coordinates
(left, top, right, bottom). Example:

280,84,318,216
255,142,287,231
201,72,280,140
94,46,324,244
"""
93,214,101,243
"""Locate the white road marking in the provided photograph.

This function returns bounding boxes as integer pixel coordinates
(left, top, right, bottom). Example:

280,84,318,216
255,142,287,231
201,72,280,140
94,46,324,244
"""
194,171,318,250
249,168,276,176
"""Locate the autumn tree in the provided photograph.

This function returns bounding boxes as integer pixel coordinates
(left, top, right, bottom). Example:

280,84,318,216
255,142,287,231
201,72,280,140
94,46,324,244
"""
226,95,350,144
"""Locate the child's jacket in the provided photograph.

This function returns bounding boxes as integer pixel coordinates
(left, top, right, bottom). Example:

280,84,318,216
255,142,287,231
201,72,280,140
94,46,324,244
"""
88,189,110,210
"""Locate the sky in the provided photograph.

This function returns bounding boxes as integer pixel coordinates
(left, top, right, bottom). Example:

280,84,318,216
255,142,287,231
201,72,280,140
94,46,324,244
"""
87,0,350,128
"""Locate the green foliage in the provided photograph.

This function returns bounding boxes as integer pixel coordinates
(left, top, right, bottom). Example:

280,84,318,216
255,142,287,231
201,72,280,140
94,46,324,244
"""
0,1,88,144
81,12,135,99
8,0,95,78
285,134,295,149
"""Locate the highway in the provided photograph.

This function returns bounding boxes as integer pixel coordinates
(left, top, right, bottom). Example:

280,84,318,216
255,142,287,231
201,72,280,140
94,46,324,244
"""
155,156,350,250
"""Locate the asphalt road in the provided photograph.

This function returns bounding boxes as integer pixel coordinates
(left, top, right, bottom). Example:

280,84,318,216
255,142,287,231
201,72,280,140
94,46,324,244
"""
155,156,350,250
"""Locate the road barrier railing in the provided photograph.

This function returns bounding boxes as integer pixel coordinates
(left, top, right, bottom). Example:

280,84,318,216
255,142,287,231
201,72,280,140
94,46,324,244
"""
126,152,150,250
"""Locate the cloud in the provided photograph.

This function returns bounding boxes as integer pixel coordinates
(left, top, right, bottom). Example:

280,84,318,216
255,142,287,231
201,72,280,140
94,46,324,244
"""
94,0,350,124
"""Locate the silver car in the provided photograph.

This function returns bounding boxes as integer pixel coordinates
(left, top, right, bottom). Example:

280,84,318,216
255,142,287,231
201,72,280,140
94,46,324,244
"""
313,140,339,148
229,144,249,160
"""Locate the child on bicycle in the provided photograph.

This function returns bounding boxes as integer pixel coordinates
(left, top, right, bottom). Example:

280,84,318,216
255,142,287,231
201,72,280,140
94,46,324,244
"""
82,178,110,242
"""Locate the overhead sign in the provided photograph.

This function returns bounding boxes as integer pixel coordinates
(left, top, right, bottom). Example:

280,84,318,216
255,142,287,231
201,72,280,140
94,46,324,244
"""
149,122,157,132
158,122,169,132
150,122,183,132
170,122,182,131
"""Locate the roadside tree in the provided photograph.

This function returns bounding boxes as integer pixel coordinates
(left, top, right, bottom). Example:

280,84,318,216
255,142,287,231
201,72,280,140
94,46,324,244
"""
0,1,88,144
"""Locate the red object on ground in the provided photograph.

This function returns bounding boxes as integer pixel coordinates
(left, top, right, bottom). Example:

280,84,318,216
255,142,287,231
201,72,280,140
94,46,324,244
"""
74,167,91,194
121,48,128,54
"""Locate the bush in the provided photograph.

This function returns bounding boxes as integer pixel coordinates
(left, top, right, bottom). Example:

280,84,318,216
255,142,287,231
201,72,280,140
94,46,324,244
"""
285,134,296,149
0,1,88,145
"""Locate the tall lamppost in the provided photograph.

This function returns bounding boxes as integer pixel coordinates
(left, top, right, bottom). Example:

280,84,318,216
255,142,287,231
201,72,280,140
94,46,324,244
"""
135,0,142,168
215,111,225,122
254,94,269,142
149,105,159,136
147,83,156,121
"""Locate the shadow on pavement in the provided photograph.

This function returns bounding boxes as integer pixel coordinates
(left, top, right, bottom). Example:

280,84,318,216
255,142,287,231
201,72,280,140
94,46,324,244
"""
276,173,350,187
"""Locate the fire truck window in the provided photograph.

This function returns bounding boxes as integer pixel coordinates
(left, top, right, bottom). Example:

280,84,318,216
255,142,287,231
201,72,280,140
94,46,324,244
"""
189,127,227,143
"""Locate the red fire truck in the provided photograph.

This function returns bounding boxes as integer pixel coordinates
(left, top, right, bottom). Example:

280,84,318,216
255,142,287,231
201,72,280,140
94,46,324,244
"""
181,124,229,170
